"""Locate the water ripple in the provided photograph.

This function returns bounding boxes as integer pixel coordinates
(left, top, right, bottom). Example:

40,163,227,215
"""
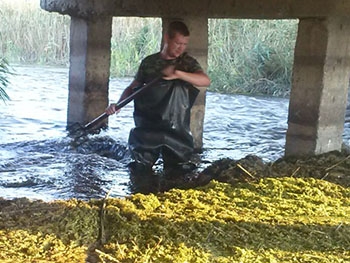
1,65,349,200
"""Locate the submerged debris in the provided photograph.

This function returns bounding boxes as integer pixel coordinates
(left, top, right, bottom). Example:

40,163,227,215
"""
1,151,350,262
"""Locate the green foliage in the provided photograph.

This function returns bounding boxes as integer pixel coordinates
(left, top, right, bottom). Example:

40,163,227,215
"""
110,17,161,77
208,19,298,97
0,58,11,103
0,0,70,65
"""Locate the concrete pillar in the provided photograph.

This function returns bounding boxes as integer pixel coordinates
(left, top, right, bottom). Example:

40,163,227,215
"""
162,17,209,152
67,16,112,128
285,17,350,156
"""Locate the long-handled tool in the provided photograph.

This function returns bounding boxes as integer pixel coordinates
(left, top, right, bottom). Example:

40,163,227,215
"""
68,76,162,139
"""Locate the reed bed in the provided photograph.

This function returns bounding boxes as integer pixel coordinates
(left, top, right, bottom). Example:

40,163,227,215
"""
110,17,161,77
209,19,297,96
0,0,298,97
0,0,70,65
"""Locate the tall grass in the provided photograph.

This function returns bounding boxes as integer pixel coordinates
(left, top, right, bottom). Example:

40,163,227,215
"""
110,17,161,77
0,0,298,97
0,0,70,65
209,19,297,96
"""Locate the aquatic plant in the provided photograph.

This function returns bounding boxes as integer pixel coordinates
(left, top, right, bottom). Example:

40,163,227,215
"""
0,58,11,103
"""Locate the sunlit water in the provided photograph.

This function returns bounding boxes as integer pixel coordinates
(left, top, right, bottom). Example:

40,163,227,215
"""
1,65,349,201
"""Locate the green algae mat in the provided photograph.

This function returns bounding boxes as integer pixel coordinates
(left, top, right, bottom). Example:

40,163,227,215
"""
1,153,350,262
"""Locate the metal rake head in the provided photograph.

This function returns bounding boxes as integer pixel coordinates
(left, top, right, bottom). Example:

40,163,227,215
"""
67,122,87,139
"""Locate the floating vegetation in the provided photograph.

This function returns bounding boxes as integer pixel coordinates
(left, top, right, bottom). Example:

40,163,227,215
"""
1,152,350,262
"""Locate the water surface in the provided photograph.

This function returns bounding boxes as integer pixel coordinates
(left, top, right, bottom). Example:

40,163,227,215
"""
1,65,349,200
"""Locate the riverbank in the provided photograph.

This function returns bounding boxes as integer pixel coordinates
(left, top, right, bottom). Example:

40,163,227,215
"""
1,151,349,262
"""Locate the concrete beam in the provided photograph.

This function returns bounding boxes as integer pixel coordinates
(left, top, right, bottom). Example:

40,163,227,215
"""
184,17,209,152
67,16,112,127
285,17,350,156
41,0,350,20
40,0,117,19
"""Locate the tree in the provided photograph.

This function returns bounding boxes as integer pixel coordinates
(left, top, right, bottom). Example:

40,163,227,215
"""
0,58,11,102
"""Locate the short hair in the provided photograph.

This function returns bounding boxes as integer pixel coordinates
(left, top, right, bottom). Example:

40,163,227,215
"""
167,21,190,39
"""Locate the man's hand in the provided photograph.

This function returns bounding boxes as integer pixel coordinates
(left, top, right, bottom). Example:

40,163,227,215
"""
161,64,210,86
105,103,120,115
162,64,177,80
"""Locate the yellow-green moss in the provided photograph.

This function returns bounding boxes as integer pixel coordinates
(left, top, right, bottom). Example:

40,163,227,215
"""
100,178,350,262
0,229,87,263
1,177,350,262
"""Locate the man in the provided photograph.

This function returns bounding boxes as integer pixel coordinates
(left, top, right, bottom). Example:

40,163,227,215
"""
106,21,210,174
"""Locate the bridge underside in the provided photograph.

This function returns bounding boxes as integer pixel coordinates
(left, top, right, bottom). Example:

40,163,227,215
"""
41,0,350,157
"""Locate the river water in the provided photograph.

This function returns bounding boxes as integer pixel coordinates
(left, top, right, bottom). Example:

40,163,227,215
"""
1,65,349,201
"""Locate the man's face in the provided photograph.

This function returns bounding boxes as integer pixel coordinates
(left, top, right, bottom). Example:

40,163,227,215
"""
165,32,189,59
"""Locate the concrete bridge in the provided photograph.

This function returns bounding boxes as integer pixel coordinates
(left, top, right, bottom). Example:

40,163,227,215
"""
40,0,350,157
